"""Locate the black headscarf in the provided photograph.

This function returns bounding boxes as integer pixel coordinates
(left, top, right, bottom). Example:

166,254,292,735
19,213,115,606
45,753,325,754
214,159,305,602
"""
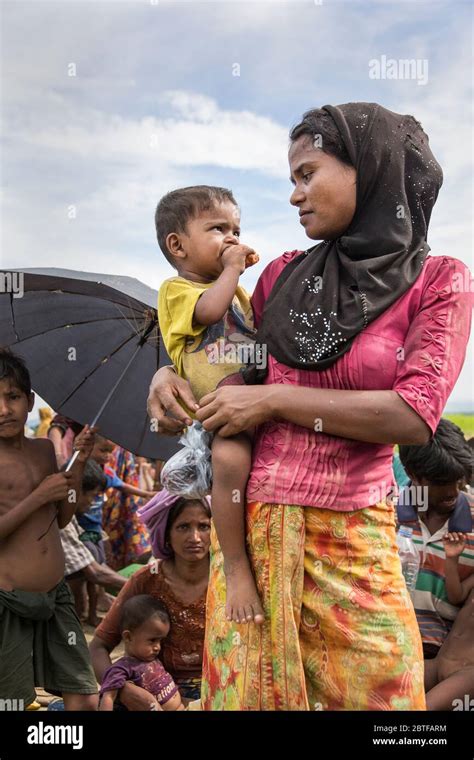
243,102,443,383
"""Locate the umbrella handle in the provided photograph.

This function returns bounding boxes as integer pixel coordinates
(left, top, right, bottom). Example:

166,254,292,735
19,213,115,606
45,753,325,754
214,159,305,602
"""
65,448,80,472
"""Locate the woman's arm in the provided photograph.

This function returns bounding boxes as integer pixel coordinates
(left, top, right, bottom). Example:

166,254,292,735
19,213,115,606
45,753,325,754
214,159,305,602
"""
89,636,115,683
195,384,430,445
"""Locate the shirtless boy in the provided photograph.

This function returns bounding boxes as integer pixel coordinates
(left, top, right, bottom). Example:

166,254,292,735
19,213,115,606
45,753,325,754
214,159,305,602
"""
424,531,474,710
0,348,98,710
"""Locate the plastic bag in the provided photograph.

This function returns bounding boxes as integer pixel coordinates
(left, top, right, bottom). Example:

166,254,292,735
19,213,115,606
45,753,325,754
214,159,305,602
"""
160,421,212,498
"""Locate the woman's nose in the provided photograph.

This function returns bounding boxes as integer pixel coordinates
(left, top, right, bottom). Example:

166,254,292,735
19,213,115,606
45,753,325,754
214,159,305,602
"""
290,185,304,207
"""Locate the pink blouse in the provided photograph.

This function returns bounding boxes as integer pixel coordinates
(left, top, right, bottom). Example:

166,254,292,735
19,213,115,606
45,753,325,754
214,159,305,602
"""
247,253,472,511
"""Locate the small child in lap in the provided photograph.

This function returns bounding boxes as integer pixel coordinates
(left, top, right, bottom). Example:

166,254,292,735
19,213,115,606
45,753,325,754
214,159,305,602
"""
99,595,184,711
156,185,264,625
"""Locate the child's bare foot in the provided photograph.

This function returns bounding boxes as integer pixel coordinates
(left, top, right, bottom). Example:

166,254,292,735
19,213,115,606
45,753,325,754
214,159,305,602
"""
224,559,264,625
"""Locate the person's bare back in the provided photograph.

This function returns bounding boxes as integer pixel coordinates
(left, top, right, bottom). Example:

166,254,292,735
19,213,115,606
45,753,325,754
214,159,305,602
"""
0,436,66,592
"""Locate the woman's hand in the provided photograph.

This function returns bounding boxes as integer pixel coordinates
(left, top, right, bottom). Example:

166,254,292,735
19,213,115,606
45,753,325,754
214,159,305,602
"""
195,385,277,437
147,366,199,435
119,682,163,711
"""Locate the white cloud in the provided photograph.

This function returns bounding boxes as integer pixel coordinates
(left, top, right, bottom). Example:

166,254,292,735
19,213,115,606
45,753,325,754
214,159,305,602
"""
4,93,288,177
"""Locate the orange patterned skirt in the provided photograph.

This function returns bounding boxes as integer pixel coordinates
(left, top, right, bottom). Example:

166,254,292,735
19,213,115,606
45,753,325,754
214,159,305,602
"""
201,500,426,710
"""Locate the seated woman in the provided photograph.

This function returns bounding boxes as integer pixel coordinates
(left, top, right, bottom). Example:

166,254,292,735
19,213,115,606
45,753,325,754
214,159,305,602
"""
89,490,210,708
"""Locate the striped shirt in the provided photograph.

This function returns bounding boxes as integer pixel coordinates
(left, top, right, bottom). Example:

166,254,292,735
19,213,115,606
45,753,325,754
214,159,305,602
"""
410,508,474,648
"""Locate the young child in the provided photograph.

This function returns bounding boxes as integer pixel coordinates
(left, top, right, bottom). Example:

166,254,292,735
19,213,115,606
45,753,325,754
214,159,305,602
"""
61,462,127,627
424,532,474,710
77,436,156,623
99,594,184,711
156,185,264,625
0,348,98,710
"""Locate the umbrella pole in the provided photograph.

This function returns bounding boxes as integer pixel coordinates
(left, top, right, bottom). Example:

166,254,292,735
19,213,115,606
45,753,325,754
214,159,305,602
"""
65,342,143,472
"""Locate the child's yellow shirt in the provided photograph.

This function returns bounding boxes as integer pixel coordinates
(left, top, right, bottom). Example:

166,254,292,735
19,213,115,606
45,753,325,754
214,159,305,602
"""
158,276,256,403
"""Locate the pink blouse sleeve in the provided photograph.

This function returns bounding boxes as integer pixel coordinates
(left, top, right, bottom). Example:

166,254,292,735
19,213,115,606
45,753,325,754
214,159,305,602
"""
393,256,472,435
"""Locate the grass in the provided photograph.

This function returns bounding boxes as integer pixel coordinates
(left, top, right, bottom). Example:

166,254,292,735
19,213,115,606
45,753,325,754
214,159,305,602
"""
444,413,474,439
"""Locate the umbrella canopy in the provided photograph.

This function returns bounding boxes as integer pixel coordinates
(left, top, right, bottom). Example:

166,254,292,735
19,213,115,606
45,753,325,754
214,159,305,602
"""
0,267,179,459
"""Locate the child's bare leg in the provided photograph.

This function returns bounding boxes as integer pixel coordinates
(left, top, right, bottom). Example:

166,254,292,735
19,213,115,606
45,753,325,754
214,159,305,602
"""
63,692,98,710
426,665,474,710
161,691,185,711
211,433,264,625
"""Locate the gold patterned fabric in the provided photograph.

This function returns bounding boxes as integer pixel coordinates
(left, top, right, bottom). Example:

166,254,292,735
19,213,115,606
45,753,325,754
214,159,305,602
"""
201,500,426,711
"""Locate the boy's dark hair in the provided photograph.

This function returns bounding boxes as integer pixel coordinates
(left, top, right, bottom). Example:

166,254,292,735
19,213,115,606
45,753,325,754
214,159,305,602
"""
399,418,473,485
0,347,32,396
82,459,107,492
155,185,238,268
289,108,353,168
120,594,170,633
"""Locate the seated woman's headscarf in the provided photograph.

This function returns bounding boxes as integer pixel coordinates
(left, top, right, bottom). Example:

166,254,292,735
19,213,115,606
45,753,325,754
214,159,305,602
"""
243,102,443,381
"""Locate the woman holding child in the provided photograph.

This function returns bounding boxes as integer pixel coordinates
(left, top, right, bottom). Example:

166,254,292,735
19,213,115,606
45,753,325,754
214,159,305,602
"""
90,490,210,708
148,103,472,710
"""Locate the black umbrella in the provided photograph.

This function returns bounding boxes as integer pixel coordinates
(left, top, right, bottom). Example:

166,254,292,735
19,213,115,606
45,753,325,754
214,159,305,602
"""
0,267,179,460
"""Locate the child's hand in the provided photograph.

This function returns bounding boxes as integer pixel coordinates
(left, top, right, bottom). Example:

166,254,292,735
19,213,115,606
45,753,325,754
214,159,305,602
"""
221,244,258,274
34,472,73,505
245,251,259,268
73,425,97,462
443,532,467,558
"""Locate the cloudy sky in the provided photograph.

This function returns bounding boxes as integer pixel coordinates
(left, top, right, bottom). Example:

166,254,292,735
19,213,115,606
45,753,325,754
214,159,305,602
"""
1,0,472,413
